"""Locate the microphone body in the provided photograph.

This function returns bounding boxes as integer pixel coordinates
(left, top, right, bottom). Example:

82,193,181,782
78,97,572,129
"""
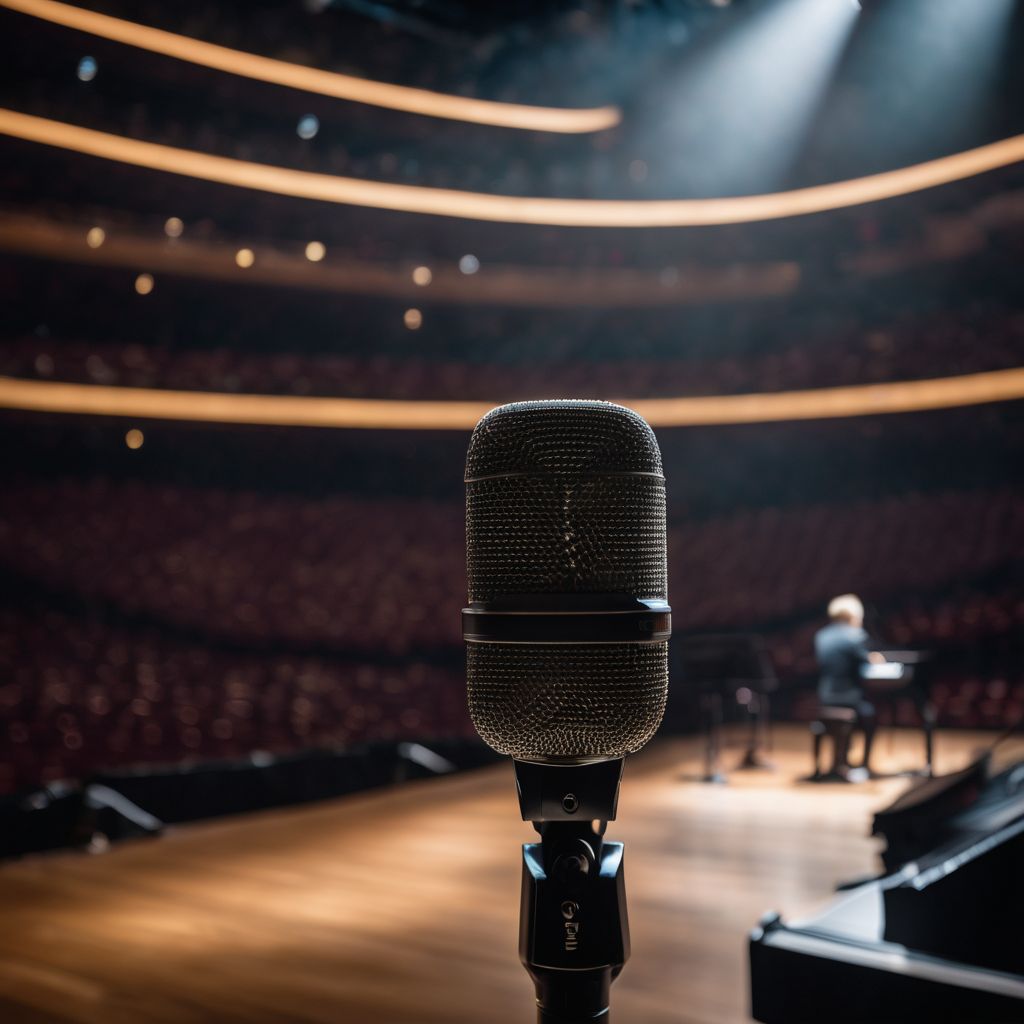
462,400,671,1023
464,399,670,767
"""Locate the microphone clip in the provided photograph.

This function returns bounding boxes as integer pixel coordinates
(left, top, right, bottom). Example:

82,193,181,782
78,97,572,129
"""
513,758,625,824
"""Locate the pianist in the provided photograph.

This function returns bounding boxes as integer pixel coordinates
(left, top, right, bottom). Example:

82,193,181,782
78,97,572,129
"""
814,594,886,773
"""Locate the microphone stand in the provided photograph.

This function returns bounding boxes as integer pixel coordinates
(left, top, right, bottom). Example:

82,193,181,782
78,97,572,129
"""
514,759,630,1023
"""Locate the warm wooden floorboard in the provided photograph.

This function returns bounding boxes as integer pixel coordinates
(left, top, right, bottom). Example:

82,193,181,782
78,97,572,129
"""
0,727,993,1024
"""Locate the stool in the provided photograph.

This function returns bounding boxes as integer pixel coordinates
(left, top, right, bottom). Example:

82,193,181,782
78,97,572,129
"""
809,706,858,781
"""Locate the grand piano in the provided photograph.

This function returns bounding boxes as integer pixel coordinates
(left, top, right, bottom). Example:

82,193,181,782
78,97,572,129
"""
750,746,1024,1021
811,649,937,782
863,648,937,775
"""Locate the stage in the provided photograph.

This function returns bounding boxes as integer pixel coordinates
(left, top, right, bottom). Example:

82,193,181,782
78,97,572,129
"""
0,726,992,1024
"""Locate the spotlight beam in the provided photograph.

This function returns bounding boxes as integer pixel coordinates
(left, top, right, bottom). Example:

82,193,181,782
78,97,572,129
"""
651,0,860,194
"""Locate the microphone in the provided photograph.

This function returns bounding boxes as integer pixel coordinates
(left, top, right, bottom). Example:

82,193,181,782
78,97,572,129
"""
463,399,670,1023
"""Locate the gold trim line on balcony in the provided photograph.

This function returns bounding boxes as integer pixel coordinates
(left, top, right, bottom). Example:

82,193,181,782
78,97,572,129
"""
0,369,1021,431
0,0,619,133
1,109,1022,227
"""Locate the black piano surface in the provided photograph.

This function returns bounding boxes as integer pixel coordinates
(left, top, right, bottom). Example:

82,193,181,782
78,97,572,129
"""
750,754,1024,1022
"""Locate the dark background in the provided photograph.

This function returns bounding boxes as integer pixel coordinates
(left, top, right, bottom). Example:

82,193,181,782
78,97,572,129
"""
0,0,1021,797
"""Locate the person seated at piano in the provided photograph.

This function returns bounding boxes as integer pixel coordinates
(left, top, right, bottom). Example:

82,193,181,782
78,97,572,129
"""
814,594,887,774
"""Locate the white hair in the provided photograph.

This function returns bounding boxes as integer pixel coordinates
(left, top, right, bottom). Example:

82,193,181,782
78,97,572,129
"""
827,593,864,623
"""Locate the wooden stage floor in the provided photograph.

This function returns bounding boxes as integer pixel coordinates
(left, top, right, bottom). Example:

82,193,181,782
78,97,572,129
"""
0,726,995,1024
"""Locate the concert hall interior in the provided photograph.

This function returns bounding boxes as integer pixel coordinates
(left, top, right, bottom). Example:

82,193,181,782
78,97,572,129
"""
0,1,1022,1023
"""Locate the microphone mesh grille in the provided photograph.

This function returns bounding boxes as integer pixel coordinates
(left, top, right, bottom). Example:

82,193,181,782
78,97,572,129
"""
467,475,666,602
465,400,669,760
467,642,668,760
466,400,666,603
465,400,663,480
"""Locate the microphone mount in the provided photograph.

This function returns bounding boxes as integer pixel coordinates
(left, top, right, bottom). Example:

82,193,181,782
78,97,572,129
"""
515,758,629,1023
521,817,629,1023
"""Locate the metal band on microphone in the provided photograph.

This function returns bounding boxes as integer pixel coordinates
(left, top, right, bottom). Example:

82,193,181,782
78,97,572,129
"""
462,598,671,645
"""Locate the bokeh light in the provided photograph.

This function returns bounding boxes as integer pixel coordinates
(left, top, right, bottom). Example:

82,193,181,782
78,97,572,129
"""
305,241,326,262
629,159,648,183
164,217,184,238
412,266,432,286
296,114,320,140
76,56,97,81
134,273,154,295
235,248,255,268
458,254,480,275
403,308,423,330
124,428,145,450
86,226,105,249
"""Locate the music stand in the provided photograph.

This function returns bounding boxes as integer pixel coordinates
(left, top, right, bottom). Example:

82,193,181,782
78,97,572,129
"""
676,633,778,783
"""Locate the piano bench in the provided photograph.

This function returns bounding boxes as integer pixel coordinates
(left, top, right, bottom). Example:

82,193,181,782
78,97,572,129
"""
810,708,858,780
